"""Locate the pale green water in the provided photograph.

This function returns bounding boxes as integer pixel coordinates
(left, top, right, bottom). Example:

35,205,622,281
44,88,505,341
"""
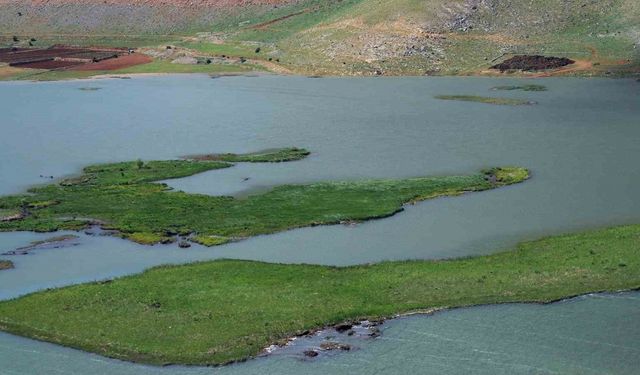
0,76,639,374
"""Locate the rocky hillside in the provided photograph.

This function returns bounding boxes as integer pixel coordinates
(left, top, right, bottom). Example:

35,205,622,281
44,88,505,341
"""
1,0,638,75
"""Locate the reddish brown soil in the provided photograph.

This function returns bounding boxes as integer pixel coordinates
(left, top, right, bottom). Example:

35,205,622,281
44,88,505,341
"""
14,60,84,69
72,53,153,70
0,46,149,71
0,47,94,63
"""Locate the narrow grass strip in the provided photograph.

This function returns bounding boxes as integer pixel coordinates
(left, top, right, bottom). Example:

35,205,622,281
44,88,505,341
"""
435,95,535,105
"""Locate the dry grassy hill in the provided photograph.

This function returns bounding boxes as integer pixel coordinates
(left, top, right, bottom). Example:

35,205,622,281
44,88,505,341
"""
1,0,638,76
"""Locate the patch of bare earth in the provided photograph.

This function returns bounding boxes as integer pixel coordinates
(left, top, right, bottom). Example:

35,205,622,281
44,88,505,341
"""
71,53,152,70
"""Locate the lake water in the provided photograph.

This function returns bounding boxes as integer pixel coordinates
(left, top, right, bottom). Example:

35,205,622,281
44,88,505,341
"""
0,75,639,374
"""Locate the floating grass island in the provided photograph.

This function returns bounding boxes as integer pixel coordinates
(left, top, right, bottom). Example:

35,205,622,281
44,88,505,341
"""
0,260,13,271
435,95,536,106
0,147,528,246
0,224,638,365
491,84,548,91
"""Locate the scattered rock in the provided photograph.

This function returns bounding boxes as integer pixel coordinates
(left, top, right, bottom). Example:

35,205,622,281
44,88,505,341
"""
319,341,351,351
171,56,198,65
368,327,381,338
0,212,25,222
303,350,319,357
334,323,353,333
178,241,191,248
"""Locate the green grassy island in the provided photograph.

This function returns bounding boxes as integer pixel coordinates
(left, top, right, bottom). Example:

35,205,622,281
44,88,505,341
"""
0,147,528,246
0,224,638,365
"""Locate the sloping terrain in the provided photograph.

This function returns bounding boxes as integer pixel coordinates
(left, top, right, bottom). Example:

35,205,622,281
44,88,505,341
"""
0,0,638,75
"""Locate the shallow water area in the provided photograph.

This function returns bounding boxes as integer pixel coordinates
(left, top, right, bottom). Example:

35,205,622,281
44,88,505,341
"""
0,75,639,374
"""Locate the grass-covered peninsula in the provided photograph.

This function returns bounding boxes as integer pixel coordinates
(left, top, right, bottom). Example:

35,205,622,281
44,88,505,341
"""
0,224,638,365
0,147,528,246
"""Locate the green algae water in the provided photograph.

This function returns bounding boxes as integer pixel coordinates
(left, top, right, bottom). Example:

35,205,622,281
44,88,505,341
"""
0,76,639,373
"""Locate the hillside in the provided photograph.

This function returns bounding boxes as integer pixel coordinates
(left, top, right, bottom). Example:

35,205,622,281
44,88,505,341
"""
1,0,638,76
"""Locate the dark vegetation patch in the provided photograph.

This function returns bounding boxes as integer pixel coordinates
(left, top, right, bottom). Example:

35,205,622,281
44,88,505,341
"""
491,55,575,72
491,84,547,92
435,95,536,106
0,224,637,365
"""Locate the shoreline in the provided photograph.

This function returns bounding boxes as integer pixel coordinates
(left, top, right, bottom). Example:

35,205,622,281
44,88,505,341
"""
1,72,638,85
1,64,638,83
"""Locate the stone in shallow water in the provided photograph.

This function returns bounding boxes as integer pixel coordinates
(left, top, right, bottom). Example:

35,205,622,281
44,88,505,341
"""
303,350,319,357
319,342,351,351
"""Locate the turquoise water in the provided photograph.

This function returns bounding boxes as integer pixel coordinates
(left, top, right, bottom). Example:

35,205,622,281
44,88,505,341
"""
0,76,639,374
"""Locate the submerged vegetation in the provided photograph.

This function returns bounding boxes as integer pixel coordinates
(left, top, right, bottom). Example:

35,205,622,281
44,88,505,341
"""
0,224,637,365
435,95,536,106
185,147,311,163
491,84,548,92
0,260,13,270
0,147,528,246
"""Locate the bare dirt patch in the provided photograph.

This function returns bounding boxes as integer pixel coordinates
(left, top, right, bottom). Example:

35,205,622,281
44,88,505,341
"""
72,53,152,70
